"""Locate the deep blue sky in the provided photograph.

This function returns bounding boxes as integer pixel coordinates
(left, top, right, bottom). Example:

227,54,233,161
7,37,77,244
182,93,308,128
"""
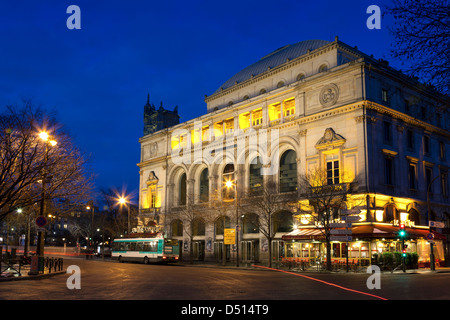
0,0,396,203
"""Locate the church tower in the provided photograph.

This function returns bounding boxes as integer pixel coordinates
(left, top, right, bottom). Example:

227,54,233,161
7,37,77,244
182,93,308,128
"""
143,94,180,135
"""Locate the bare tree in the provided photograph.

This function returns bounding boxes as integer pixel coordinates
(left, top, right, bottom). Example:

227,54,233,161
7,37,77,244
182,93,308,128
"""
385,0,450,100
209,188,235,265
295,167,358,271
173,195,212,263
242,181,295,268
0,101,94,222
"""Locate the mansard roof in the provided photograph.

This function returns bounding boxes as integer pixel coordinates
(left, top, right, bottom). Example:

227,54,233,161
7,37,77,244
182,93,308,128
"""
214,39,331,94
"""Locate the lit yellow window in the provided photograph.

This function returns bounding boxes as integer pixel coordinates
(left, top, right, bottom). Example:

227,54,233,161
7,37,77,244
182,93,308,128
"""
171,135,179,149
201,126,210,142
150,185,163,208
142,190,149,208
180,134,187,148
252,108,263,126
283,98,295,117
239,112,250,130
213,121,223,138
269,103,281,121
191,128,200,145
224,118,234,134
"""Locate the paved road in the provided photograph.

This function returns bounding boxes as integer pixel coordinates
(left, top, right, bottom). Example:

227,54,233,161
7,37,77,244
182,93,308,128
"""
1,258,449,301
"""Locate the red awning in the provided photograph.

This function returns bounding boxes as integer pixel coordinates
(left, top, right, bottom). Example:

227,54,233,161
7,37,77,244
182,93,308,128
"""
282,224,446,241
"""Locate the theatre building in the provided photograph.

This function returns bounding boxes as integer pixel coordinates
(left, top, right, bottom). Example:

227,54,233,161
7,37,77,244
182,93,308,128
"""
137,37,450,267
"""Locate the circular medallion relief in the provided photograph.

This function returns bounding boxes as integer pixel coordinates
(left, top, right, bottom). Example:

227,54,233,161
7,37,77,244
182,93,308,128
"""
319,83,339,107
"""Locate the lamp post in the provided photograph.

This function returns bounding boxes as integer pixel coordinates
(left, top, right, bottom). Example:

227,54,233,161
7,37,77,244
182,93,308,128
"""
226,178,240,267
119,197,130,234
86,204,94,251
427,172,446,271
36,131,57,267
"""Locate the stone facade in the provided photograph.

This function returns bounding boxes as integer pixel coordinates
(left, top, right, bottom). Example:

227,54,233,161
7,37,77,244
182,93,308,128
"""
137,38,449,265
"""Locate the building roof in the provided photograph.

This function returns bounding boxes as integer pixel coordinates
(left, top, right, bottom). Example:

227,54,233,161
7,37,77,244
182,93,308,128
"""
214,39,331,94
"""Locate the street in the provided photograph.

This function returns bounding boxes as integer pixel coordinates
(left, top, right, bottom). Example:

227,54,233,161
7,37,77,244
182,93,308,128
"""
1,257,450,301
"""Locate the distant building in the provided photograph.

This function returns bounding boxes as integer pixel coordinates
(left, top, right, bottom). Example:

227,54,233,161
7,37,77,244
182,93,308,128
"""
137,38,449,267
143,94,180,136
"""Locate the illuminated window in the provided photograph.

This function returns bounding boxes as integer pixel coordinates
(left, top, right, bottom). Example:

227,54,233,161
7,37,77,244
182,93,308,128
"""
269,103,281,121
179,134,187,148
283,98,295,117
239,112,250,130
252,108,263,126
224,118,234,134
201,126,210,142
171,135,179,149
191,128,201,145
213,121,223,138
326,153,340,185
150,185,163,208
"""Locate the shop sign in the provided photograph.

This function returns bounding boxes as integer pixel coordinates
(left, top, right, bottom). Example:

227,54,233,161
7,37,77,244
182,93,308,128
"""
330,235,353,242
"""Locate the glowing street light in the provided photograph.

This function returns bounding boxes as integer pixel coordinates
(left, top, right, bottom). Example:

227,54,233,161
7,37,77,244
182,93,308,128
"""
117,196,130,234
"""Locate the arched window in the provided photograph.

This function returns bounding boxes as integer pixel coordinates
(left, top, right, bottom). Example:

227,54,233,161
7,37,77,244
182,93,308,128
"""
408,209,420,225
249,157,263,193
273,211,293,233
383,204,398,223
215,216,231,235
319,64,328,73
277,81,285,88
296,73,305,81
199,168,209,202
223,163,235,199
192,218,205,236
279,150,297,193
259,88,266,94
171,219,183,237
179,172,187,205
243,213,259,234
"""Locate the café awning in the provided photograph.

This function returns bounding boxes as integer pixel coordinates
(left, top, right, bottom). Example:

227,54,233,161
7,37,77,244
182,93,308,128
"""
282,224,446,241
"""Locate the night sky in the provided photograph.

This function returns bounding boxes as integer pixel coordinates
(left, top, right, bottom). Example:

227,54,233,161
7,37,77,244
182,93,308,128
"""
0,0,396,203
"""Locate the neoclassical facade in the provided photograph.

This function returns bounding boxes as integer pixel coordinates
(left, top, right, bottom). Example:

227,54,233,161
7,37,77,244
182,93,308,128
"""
137,38,449,266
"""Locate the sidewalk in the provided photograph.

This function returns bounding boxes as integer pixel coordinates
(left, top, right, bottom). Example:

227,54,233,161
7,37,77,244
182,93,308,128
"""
179,261,450,274
0,259,65,282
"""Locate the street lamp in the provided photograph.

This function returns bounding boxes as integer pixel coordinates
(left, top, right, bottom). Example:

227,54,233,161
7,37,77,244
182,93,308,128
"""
36,130,57,266
118,196,130,234
225,178,240,267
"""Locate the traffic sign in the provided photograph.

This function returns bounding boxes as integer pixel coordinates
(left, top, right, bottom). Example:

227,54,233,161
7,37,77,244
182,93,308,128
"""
330,222,352,228
429,221,445,228
330,229,352,235
330,236,353,242
35,216,47,228
341,215,361,222
426,233,434,240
